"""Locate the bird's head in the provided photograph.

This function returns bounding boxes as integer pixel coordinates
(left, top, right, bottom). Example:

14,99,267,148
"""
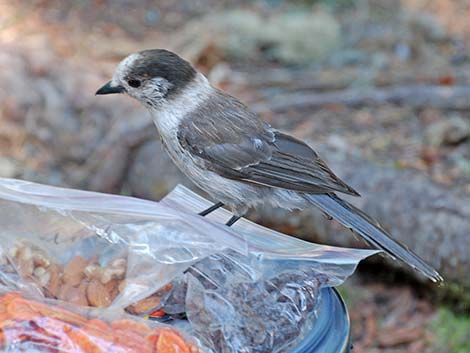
96,49,197,107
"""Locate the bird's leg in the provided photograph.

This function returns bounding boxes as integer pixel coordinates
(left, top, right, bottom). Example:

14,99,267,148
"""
225,215,242,227
198,202,224,216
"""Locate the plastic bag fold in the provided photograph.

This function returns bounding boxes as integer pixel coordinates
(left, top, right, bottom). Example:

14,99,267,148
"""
0,178,379,353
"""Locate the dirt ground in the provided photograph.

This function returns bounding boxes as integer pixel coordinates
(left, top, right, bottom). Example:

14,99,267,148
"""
0,1,469,352
343,276,467,353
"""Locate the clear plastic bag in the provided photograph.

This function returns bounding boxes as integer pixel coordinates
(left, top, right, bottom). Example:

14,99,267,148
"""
185,250,330,353
0,288,201,353
0,179,243,310
0,178,379,353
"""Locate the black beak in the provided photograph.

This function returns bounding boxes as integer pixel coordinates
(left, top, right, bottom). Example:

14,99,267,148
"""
95,81,126,95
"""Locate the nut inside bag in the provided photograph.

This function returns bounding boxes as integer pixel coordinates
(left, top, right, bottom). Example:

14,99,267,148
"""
2,238,128,308
0,178,379,353
0,178,243,312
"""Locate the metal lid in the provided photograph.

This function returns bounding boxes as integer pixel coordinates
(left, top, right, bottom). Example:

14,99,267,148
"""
287,288,351,353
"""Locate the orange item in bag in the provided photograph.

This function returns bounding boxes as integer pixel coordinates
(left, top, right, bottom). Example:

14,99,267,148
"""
0,292,199,353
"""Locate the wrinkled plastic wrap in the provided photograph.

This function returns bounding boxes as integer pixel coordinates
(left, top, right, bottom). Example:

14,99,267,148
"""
186,251,329,353
0,288,201,352
0,178,379,353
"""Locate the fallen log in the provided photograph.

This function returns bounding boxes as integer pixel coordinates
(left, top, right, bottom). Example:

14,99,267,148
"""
251,85,470,112
212,65,470,93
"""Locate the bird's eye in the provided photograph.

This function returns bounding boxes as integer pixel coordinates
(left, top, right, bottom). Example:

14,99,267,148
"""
128,79,141,88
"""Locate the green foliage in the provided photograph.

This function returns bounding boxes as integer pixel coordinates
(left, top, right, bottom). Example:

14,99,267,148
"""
436,281,470,314
336,285,350,305
429,308,470,353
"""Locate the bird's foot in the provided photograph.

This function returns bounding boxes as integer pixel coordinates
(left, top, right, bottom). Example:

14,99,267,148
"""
198,202,224,216
225,215,241,227
198,202,241,227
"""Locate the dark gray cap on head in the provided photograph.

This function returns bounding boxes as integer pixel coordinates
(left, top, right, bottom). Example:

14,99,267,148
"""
128,49,197,94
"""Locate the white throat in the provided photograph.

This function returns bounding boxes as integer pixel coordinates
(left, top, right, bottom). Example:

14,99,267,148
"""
148,73,212,139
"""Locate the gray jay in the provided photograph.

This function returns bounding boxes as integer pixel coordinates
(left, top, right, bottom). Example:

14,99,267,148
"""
96,49,442,282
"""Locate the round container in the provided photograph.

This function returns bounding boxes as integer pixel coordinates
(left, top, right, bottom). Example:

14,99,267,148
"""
287,288,351,353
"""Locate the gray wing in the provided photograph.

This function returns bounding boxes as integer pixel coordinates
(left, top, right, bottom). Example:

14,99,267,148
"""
177,90,359,196
178,92,443,282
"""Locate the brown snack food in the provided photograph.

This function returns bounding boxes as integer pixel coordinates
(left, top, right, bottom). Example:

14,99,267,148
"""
118,279,127,293
8,240,128,309
101,266,126,284
84,263,102,280
100,258,127,285
32,252,51,268
16,246,34,277
127,295,161,315
33,266,51,287
59,281,89,307
127,282,174,315
63,256,87,287
104,279,121,301
58,282,75,302
86,280,112,308
46,264,62,298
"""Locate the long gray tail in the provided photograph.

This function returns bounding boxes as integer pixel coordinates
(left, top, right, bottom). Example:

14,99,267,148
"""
304,193,443,282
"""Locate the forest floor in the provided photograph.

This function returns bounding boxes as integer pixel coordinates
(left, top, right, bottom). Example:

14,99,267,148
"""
0,1,468,352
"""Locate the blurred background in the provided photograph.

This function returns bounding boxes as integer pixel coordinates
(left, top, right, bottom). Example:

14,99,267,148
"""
0,0,468,352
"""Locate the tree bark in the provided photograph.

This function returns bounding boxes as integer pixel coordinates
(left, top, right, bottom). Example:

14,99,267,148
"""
251,85,470,112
